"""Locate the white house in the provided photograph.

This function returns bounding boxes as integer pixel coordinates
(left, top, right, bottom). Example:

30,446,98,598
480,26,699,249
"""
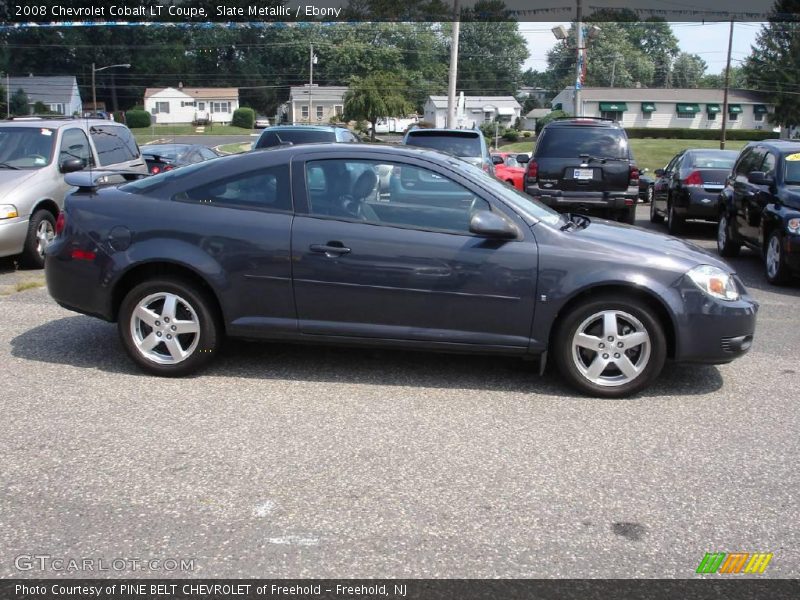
7,75,82,116
551,87,776,130
144,86,239,125
423,95,522,129
277,85,348,125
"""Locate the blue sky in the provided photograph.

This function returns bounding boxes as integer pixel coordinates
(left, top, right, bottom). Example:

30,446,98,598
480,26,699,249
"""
521,21,763,76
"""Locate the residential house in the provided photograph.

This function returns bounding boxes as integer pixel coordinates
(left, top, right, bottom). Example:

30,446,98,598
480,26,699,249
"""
521,108,551,131
277,85,348,124
144,86,239,125
7,75,82,116
551,87,776,130
423,96,522,129
516,86,551,105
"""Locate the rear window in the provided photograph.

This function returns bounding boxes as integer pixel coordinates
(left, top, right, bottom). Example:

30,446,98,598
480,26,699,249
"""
405,131,482,158
90,125,140,166
255,129,336,148
536,127,629,159
687,151,738,169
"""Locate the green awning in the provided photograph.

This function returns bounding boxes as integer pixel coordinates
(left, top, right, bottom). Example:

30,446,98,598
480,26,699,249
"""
753,104,768,114
599,102,628,111
728,104,743,114
641,102,656,112
706,104,721,114
676,103,701,113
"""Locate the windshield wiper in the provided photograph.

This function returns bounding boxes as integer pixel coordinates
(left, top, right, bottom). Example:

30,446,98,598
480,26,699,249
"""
560,213,591,231
579,154,625,163
0,162,20,169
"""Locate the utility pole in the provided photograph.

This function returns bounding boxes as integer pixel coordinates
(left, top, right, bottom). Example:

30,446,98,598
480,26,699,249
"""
446,0,460,128
5,73,9,119
92,62,96,114
720,19,734,150
575,0,583,117
308,44,314,124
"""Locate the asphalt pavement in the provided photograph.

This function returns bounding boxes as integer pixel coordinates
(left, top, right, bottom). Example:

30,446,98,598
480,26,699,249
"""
1,206,798,578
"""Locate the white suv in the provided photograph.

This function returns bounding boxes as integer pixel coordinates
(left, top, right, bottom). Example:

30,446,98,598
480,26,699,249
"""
0,117,147,268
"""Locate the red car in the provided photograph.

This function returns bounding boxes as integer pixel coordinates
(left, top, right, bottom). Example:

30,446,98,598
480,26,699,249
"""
491,152,528,191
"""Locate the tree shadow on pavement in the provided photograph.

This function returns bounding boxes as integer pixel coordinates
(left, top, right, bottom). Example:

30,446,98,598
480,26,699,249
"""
11,315,723,398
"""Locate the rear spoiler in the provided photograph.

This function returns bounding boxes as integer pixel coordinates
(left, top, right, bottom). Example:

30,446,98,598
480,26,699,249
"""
65,170,150,194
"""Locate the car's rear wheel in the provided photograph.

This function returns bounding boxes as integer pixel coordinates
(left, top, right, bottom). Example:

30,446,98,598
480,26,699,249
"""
19,209,56,269
765,230,792,285
620,205,636,225
649,197,664,223
553,296,667,398
118,278,221,376
716,212,741,257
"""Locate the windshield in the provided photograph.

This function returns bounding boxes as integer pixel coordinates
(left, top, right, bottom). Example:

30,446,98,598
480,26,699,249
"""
406,132,482,158
536,127,629,159
503,155,520,168
785,154,800,185
0,127,56,169
445,156,562,226
256,129,336,148
688,150,738,169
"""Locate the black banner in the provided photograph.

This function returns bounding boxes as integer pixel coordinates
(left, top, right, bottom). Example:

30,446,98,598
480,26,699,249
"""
1,580,799,600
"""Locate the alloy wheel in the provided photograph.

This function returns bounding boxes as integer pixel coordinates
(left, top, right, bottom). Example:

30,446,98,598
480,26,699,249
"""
717,214,727,250
130,292,201,365
766,235,781,279
36,219,55,257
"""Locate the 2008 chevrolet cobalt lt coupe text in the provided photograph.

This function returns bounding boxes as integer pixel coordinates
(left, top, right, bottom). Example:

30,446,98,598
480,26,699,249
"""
45,144,757,397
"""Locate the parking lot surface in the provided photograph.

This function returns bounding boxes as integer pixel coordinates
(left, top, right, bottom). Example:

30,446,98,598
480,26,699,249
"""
1,206,798,578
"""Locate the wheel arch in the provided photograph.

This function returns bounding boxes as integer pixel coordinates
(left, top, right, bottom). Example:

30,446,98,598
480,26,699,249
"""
31,199,60,220
111,261,226,331
548,283,677,360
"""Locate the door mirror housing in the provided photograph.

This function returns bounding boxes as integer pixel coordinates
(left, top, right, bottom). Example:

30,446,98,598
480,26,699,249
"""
516,153,530,164
60,158,84,173
748,171,773,186
469,210,518,239
491,155,504,165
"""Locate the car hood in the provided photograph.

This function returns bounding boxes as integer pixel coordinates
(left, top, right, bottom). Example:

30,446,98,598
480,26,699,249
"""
569,218,733,273
0,169,39,198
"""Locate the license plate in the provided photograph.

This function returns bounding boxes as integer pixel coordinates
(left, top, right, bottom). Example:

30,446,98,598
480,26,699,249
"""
573,168,594,180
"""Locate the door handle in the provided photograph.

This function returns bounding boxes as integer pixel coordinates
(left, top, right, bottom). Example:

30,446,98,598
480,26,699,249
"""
310,243,351,257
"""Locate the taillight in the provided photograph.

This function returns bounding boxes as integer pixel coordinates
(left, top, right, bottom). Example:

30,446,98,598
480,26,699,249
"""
164,165,174,172
684,170,703,187
527,160,539,181
70,249,96,261
150,166,161,174
55,211,65,235
629,165,639,185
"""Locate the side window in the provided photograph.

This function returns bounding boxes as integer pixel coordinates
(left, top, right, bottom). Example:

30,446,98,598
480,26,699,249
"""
175,165,291,212
59,128,95,168
199,147,218,160
761,152,776,177
735,148,765,178
664,154,680,173
90,125,139,166
304,159,491,234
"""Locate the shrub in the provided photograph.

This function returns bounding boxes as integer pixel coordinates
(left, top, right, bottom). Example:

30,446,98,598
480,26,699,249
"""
523,131,532,138
232,107,255,129
535,110,570,134
502,129,520,142
125,109,151,128
624,127,779,141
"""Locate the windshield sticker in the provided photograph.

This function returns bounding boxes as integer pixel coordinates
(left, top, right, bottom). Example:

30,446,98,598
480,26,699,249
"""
40,129,53,136
785,153,800,161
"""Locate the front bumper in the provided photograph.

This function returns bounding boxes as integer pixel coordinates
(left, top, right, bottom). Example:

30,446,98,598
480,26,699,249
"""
674,275,758,364
0,218,29,258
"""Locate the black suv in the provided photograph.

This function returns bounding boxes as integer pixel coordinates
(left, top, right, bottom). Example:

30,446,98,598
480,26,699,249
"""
525,118,640,224
717,140,800,285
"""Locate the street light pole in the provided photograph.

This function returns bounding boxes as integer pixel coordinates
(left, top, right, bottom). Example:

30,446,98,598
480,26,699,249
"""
575,0,583,117
447,0,460,128
91,63,130,115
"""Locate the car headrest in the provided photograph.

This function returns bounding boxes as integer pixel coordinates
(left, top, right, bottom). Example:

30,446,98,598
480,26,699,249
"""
353,169,378,199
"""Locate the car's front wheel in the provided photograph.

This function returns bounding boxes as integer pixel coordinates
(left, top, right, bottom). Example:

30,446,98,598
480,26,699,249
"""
765,230,792,285
118,278,221,376
645,185,654,204
553,296,667,398
19,209,56,269
649,197,664,223
716,211,741,257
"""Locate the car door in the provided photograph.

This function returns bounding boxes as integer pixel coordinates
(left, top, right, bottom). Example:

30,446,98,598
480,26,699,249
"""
654,154,680,209
289,152,538,349
733,147,767,244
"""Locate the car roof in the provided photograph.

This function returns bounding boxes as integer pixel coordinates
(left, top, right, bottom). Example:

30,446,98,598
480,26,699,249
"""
0,117,120,129
265,125,342,131
747,139,800,153
406,128,480,135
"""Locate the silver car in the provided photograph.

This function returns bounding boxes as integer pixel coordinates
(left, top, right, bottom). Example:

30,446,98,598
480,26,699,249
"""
0,117,147,268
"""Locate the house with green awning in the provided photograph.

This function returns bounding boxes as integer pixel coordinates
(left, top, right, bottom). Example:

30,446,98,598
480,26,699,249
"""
550,87,775,130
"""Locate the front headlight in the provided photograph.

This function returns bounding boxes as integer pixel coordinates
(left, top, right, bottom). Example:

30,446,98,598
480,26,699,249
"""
788,218,800,234
0,204,19,219
687,265,740,301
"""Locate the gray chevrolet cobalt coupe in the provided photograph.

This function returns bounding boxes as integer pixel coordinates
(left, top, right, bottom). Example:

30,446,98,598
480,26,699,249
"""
45,144,757,397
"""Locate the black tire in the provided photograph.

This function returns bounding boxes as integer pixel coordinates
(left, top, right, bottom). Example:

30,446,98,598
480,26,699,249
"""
667,201,684,235
620,205,636,225
649,197,664,223
552,295,667,398
716,211,741,258
645,184,654,204
118,278,221,376
765,229,792,286
18,209,56,269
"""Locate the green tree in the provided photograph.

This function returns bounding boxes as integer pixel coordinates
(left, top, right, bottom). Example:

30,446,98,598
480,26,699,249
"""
10,88,29,116
742,2,800,127
670,52,707,88
700,66,747,89
343,72,412,141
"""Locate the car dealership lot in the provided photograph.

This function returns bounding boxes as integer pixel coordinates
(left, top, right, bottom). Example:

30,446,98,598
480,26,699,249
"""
0,206,798,578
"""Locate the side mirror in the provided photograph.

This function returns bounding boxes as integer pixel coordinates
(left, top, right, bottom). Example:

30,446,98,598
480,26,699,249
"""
641,167,649,173
654,168,665,177
60,158,84,173
516,154,530,163
491,155,504,165
469,210,518,239
748,171,772,186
